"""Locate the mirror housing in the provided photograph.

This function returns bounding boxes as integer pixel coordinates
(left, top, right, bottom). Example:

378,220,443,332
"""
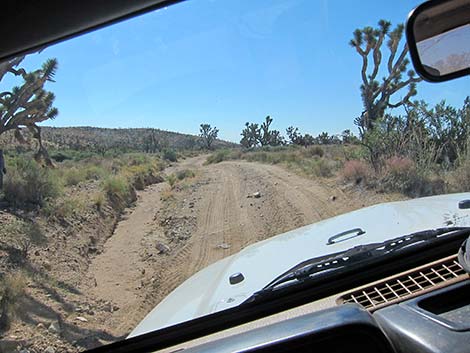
406,0,470,82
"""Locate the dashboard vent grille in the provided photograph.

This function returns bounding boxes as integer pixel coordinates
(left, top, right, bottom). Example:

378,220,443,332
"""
339,256,467,311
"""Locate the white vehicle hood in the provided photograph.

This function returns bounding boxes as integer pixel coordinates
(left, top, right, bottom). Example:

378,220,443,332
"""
129,192,470,337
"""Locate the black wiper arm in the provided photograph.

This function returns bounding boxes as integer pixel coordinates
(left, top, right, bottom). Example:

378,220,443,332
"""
245,227,470,303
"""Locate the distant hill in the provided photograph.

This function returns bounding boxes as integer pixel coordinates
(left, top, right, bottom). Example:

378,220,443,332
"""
38,126,237,152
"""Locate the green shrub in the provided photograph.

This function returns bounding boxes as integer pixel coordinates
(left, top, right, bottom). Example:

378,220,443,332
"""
63,167,87,186
206,150,230,164
123,161,164,190
50,151,72,162
167,174,177,189
162,149,177,162
176,169,195,180
4,157,62,209
42,196,85,219
102,176,131,201
300,158,335,178
245,152,269,163
302,146,324,158
205,149,242,164
84,165,107,181
49,149,96,162
93,192,106,211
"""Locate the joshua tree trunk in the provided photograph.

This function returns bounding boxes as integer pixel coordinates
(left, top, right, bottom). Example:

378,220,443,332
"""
0,149,5,190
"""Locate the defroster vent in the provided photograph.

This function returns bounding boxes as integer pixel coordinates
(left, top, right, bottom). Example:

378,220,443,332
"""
338,255,468,311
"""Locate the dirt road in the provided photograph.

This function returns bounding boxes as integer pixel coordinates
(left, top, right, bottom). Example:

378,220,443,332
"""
82,157,403,337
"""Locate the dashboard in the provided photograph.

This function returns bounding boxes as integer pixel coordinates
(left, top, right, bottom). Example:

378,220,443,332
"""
155,254,470,353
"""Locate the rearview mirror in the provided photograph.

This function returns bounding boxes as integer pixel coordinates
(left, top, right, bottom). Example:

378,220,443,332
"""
406,0,470,82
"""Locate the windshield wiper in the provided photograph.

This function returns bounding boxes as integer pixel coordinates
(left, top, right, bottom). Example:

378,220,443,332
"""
243,227,470,304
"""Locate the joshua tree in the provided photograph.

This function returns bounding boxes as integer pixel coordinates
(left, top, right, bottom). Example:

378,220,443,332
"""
350,20,422,136
199,123,219,150
241,116,285,148
286,126,300,145
259,116,274,146
286,127,316,147
258,116,284,146
0,56,59,166
317,132,332,145
240,122,261,148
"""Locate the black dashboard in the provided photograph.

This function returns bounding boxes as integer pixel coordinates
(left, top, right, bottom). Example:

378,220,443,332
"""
179,279,470,353
376,281,470,353
183,304,394,353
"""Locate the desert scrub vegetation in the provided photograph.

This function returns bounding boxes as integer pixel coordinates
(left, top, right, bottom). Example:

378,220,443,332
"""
102,175,134,205
176,169,195,180
2,151,165,215
0,271,27,331
165,169,196,192
98,154,165,208
41,126,237,153
341,160,372,185
162,148,178,162
92,191,106,211
42,195,87,220
451,160,470,192
205,149,242,164
4,155,62,209
0,219,46,264
122,157,165,190
206,146,340,178
166,174,177,190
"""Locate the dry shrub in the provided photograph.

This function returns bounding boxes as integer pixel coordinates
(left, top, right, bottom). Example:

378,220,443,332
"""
341,160,371,184
385,156,415,176
301,146,324,158
63,167,86,186
381,156,418,194
382,156,445,196
84,165,107,180
160,188,174,201
167,174,177,189
93,191,106,211
450,160,470,192
0,272,27,331
42,196,86,220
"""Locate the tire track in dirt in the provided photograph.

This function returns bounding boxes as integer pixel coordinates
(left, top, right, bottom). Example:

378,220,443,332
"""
81,157,404,337
170,160,405,275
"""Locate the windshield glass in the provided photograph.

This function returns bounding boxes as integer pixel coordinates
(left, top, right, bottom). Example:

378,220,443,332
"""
0,0,469,351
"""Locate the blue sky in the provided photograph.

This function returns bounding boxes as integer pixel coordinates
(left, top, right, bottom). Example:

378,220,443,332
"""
8,0,470,142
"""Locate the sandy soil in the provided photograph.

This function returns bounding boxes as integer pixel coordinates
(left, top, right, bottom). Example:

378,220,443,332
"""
81,157,404,339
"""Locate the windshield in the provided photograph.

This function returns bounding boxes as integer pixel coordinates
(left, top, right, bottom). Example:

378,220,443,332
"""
0,0,469,351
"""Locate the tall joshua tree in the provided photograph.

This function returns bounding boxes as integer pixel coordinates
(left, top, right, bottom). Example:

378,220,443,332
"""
350,20,422,137
199,123,219,150
0,56,59,166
